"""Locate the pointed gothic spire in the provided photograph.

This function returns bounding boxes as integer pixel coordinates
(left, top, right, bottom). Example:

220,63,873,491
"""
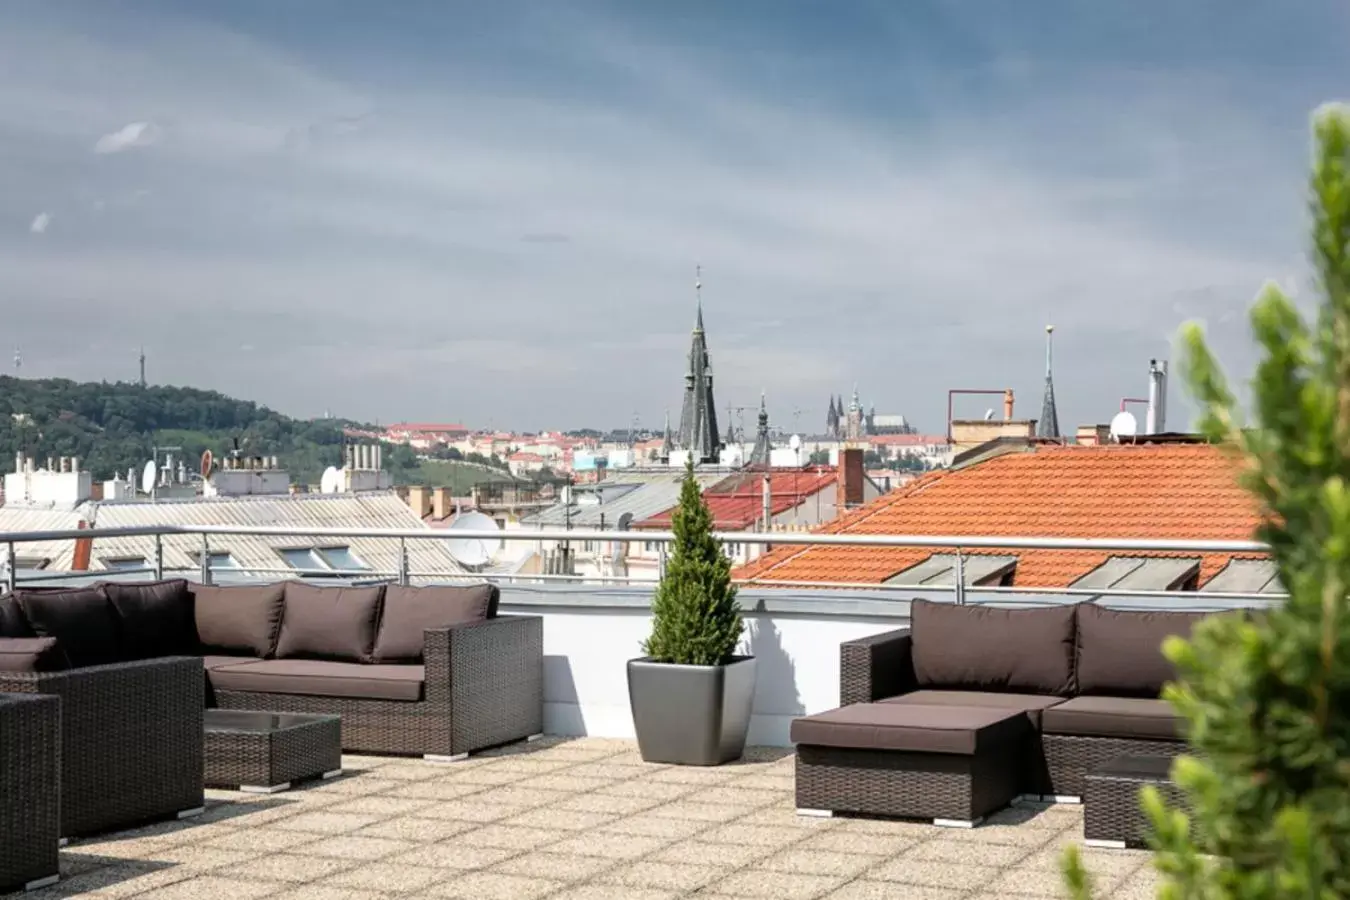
675,265,722,462
750,392,772,467
661,410,673,460
1036,324,1061,439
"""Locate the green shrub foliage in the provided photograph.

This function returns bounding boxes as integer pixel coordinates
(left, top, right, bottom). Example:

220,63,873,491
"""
642,458,744,666
1065,103,1350,899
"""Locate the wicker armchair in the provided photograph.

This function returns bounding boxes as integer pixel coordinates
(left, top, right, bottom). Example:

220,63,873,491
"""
0,657,205,839
0,692,60,893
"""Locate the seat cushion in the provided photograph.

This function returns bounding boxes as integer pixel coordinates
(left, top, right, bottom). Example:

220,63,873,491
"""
1076,604,1209,697
193,583,286,658
789,702,1029,755
101,579,196,660
13,587,120,668
910,599,1077,696
1041,696,1183,741
0,595,34,637
373,583,499,662
880,690,1067,728
200,654,262,671
0,637,68,672
276,584,385,663
208,658,425,702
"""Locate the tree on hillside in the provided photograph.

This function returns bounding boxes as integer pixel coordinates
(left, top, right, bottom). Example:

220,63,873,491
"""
1065,103,1350,898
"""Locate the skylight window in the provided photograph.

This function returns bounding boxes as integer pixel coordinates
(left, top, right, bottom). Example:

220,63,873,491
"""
102,557,149,571
316,546,368,571
278,548,327,571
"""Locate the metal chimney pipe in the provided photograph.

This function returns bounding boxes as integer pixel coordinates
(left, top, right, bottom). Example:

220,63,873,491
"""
1155,360,1168,433
1003,389,1015,421
1146,359,1168,434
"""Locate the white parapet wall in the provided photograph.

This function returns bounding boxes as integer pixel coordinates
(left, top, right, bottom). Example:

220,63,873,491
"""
500,586,907,747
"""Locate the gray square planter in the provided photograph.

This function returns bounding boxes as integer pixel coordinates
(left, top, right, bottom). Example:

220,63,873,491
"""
627,655,757,766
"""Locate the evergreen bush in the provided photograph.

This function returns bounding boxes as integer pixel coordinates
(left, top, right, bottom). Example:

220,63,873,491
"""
1064,103,1350,898
642,457,744,666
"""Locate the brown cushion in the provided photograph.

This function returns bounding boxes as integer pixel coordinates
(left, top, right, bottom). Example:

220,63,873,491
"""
193,583,286,658
1076,604,1209,697
14,587,120,668
880,690,1067,728
789,702,1029,755
0,595,34,637
910,599,1077,696
101,579,195,660
1041,696,1183,741
208,658,424,702
373,583,498,662
276,584,385,663
0,637,68,672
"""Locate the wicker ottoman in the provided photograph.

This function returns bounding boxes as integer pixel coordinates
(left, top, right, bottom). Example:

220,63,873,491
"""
1084,755,1187,849
791,704,1030,827
1,693,60,893
204,710,342,793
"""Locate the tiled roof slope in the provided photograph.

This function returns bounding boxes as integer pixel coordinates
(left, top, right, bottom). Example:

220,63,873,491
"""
638,468,839,531
734,443,1264,588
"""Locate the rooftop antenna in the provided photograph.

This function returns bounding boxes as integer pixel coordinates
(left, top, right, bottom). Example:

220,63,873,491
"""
13,346,20,374
138,346,146,388
694,264,703,331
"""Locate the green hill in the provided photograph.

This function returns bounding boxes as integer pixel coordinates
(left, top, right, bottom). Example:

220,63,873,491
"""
0,376,518,490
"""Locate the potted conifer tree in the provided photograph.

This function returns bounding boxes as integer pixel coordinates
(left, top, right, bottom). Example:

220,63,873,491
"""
627,457,756,765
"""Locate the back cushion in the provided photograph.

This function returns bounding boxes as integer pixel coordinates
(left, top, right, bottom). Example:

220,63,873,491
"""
276,583,385,663
1076,604,1208,697
911,599,1078,696
0,595,34,637
193,583,286,658
14,587,121,668
373,583,499,662
0,637,68,672
101,579,196,660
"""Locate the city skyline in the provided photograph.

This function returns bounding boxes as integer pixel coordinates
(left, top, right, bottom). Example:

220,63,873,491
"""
3,2,1347,430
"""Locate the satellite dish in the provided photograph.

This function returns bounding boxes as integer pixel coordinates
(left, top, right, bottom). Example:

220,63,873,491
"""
199,450,214,480
984,408,995,421
788,434,802,451
446,511,501,568
320,466,340,494
139,460,157,494
1109,411,1138,442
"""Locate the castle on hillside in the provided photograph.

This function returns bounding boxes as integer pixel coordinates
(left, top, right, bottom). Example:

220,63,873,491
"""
825,390,916,441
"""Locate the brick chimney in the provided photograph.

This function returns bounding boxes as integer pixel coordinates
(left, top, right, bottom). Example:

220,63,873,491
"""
407,485,431,518
71,520,93,571
836,448,865,511
431,487,451,521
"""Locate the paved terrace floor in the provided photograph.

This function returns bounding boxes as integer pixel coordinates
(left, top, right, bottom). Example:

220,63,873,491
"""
15,738,1159,900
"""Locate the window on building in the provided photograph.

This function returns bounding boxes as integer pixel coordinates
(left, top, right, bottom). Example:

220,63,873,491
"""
196,551,242,571
102,557,150,571
278,548,328,571
316,546,369,571
884,554,1018,587
643,541,658,554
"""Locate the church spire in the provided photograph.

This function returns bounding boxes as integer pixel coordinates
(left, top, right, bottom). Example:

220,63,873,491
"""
1036,324,1061,439
675,265,722,463
750,392,772,467
661,409,673,460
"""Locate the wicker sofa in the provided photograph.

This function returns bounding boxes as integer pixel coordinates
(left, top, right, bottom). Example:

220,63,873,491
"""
0,578,543,834
0,692,61,892
792,599,1228,824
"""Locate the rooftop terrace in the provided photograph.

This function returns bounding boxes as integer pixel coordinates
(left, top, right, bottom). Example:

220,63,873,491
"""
26,737,1158,900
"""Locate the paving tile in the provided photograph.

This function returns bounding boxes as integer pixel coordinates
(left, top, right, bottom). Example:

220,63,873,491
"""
512,773,616,793
902,838,1034,866
600,813,712,839
1021,846,1148,875
21,862,193,899
385,842,521,870
491,851,618,882
502,806,619,831
757,848,883,877
557,792,665,815
135,845,260,871
682,786,783,808
434,767,530,787
547,886,681,900
272,812,384,835
652,839,776,869
134,876,285,900
734,772,798,792
704,869,846,899
240,853,359,883
823,883,966,900
644,766,742,785
321,861,444,892
566,762,652,780
304,776,403,797
265,887,393,900
352,816,477,842
738,806,844,830
468,785,572,808
1108,868,1165,900
701,822,810,848
598,779,697,800
832,816,950,837
983,864,1100,897
455,823,566,850
645,801,749,823
292,835,413,861
547,832,673,860
595,860,723,891
425,871,563,899
867,858,1002,891
203,828,322,854
321,796,438,817
386,780,493,801
795,829,916,856
362,763,446,781
410,799,527,823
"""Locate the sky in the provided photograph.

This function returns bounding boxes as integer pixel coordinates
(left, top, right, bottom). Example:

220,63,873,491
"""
2,1,1347,434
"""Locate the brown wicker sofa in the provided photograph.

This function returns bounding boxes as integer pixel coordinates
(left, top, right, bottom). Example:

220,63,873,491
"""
792,598,1230,824
0,578,543,834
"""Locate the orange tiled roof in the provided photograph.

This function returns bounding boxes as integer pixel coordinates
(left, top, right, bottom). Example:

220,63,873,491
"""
733,443,1265,588
639,468,839,532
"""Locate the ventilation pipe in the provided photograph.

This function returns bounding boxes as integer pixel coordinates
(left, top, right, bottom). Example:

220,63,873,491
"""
1003,389,1015,421
1145,360,1169,434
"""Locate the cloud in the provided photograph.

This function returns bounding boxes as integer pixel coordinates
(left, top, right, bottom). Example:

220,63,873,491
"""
93,121,159,154
0,3,1337,429
28,212,51,234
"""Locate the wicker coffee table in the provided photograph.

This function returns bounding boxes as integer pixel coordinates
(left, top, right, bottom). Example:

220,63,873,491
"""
1084,754,1187,849
204,710,342,794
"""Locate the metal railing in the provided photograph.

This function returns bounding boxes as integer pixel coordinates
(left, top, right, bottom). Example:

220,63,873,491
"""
0,522,1279,604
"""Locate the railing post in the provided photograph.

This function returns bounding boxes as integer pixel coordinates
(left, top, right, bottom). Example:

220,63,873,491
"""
658,542,668,581
200,533,213,585
954,548,966,605
4,541,14,595
153,533,164,580
398,537,410,586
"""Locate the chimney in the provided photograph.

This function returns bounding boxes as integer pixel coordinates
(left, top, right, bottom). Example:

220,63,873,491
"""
836,447,865,511
71,520,92,571
408,485,431,518
431,487,451,521
1146,360,1168,434
71,456,79,473
1003,389,1015,421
